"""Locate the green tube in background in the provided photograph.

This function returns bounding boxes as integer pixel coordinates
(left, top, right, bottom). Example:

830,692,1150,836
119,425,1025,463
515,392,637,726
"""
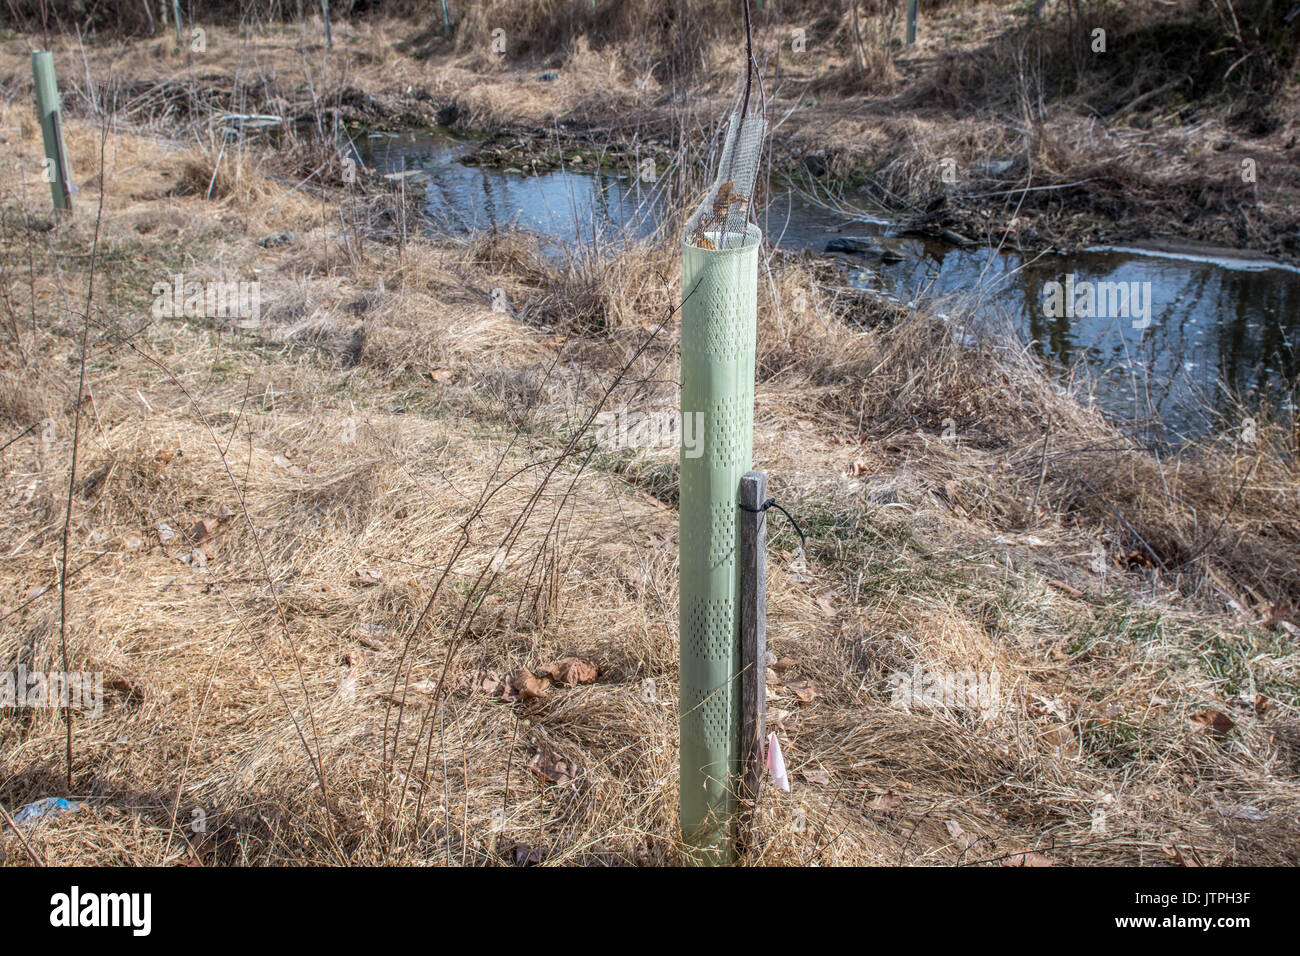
31,51,72,214
906,0,919,45
679,225,760,864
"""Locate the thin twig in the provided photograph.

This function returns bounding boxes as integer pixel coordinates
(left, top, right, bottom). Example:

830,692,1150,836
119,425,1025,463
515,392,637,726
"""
0,801,43,866
55,99,111,793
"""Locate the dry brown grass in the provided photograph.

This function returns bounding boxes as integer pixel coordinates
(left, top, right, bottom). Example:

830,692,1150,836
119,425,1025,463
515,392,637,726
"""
11,3,1295,260
1,16,1298,868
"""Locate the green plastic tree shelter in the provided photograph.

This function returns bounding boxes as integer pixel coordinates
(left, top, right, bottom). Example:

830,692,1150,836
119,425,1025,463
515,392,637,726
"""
906,0,919,45
679,106,765,864
30,51,72,213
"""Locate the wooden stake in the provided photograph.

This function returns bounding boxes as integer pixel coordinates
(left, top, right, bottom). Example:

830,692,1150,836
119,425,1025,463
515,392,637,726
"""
738,470,767,851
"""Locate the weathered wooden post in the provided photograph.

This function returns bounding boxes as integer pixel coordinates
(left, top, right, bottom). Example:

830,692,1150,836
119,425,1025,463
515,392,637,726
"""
30,51,72,214
738,470,767,851
906,0,919,46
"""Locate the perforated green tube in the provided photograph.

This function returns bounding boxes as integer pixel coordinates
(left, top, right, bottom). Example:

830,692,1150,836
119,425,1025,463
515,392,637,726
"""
31,51,72,213
679,226,760,864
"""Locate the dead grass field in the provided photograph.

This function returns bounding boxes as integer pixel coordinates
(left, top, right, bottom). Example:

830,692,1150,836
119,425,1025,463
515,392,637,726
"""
7,2,1297,258
1,8,1299,866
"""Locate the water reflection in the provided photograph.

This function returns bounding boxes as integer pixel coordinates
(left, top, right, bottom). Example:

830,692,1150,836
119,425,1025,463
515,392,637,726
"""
356,130,1298,437
357,130,669,250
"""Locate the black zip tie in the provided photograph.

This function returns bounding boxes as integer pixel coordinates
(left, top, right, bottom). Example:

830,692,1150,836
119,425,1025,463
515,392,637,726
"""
738,496,807,556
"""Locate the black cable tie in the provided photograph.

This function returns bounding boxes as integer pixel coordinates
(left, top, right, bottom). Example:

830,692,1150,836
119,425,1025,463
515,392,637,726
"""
738,496,807,556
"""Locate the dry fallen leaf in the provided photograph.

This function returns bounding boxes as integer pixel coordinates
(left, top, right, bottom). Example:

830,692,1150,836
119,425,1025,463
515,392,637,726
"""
478,672,510,700
1040,722,1081,760
538,657,598,686
352,568,383,587
272,454,312,477
190,517,221,542
1002,850,1055,867
505,842,545,866
869,791,901,811
1190,709,1235,736
945,819,977,851
787,680,817,704
802,769,831,786
343,650,371,670
510,668,550,702
528,749,574,786
1117,549,1156,570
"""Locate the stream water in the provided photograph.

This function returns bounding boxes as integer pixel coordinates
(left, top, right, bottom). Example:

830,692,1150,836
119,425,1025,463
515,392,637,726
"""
356,129,1299,439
